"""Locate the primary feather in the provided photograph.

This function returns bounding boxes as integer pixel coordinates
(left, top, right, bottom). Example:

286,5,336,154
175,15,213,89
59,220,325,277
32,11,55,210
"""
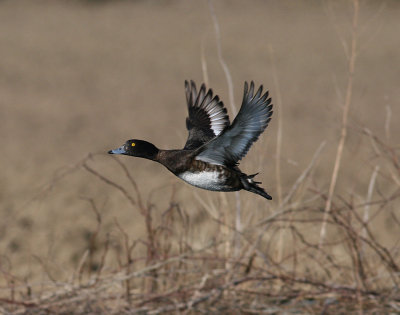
183,80,230,150
195,81,273,166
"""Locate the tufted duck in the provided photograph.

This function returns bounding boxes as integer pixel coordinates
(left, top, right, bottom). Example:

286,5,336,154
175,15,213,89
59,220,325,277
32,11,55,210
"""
109,81,273,200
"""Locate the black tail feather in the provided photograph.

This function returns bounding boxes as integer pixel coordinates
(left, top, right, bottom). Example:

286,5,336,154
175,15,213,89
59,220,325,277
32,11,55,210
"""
240,175,272,200
247,184,272,200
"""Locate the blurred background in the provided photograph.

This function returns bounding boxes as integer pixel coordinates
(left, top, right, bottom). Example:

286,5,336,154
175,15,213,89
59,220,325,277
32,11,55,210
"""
1,0,399,297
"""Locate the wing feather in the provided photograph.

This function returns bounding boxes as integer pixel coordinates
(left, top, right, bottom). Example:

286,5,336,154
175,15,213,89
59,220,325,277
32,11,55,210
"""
195,81,273,166
183,81,230,150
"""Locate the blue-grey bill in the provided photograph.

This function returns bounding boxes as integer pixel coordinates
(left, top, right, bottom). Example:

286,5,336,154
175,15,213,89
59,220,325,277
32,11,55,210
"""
108,145,126,154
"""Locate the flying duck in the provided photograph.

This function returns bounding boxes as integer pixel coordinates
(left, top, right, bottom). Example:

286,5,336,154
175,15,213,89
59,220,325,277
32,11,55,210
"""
109,81,273,200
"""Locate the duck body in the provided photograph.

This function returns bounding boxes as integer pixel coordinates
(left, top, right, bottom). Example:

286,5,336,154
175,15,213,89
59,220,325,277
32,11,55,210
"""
109,81,273,200
112,146,247,192
158,150,243,192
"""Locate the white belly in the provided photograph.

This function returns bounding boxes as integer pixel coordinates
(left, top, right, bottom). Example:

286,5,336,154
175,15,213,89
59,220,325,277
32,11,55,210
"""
178,171,232,191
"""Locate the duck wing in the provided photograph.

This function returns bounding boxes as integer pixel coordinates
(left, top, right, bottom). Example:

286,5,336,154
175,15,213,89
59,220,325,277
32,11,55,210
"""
195,81,273,166
183,80,230,150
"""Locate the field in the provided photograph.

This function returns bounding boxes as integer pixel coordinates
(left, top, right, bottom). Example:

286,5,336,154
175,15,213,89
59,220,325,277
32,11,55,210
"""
1,0,399,313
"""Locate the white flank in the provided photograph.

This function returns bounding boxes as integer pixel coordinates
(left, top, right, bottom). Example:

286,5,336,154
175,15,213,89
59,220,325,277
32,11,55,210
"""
179,171,229,191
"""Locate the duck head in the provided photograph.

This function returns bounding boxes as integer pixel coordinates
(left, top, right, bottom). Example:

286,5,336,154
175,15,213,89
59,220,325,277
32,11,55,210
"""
108,139,159,160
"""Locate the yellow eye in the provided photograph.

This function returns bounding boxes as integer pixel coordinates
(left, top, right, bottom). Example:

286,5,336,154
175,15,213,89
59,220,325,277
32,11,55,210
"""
131,143,135,147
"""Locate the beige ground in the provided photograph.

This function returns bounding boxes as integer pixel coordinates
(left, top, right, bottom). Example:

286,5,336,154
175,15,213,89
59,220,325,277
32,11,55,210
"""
0,0,399,307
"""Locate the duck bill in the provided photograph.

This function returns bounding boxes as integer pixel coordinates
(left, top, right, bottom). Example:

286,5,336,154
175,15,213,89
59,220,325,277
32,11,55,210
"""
108,145,126,155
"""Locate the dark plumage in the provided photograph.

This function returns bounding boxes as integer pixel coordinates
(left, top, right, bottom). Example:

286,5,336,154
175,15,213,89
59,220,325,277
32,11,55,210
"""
109,81,273,200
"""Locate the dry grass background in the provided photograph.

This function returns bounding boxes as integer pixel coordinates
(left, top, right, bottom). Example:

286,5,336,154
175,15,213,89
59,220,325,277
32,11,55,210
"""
1,0,399,313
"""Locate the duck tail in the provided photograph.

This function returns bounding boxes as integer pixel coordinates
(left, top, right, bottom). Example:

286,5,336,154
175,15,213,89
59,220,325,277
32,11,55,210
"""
241,174,272,200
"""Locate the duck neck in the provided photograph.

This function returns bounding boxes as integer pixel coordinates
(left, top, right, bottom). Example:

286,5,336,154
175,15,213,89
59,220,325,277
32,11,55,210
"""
140,146,159,161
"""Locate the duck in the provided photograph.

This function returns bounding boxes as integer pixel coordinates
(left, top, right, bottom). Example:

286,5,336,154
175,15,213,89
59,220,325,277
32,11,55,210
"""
109,81,273,200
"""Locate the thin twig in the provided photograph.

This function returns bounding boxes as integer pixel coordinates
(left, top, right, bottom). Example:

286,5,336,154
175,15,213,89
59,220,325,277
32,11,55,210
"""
282,141,326,207
319,0,359,248
83,162,137,210
269,45,283,206
362,165,379,242
208,0,236,115
207,0,242,258
201,37,209,86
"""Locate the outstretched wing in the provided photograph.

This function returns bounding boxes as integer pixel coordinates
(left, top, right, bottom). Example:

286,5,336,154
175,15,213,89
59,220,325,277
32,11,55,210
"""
183,80,230,150
195,81,273,166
